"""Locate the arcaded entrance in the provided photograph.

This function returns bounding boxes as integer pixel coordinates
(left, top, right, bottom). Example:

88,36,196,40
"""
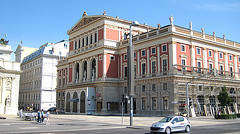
80,91,86,113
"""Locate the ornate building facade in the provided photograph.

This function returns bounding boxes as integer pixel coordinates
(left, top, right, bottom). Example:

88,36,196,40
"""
56,12,240,116
0,43,21,115
19,40,69,111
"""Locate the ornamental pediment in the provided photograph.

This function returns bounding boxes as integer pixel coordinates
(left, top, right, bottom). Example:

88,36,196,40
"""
150,56,157,61
208,59,214,63
180,54,188,58
160,54,168,58
219,61,224,64
68,16,102,35
196,57,202,61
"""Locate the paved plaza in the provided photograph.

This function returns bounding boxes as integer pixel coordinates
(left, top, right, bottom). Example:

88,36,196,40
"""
0,114,240,134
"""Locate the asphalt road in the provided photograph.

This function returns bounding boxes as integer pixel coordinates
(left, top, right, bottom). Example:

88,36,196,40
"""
0,114,239,134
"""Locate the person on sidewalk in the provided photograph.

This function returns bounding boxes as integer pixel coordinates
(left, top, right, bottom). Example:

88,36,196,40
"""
37,109,41,124
41,109,44,123
46,110,50,125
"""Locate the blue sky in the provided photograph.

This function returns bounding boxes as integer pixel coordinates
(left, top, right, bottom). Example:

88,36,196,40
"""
1,0,240,60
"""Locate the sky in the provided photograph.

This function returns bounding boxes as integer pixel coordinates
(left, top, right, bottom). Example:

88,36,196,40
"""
1,0,240,61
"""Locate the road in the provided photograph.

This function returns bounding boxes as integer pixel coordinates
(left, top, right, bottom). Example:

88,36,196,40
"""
0,114,239,134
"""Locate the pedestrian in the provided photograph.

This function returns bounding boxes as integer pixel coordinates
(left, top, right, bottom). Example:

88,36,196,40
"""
46,110,50,125
55,108,58,115
37,109,41,124
41,109,44,123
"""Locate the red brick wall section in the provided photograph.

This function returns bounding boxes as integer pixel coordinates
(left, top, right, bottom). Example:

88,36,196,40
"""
98,54,103,78
106,54,119,78
98,29,104,41
69,63,72,82
69,41,73,51
106,28,119,41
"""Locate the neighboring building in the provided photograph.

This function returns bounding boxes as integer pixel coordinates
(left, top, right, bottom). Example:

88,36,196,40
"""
56,12,240,116
19,40,69,111
0,43,21,115
14,43,38,63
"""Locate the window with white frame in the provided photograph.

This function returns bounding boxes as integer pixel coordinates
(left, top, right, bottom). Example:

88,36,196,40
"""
197,48,201,55
75,41,77,50
134,65,136,76
181,45,186,52
162,59,168,72
163,83,167,90
209,63,213,74
151,47,156,54
208,50,212,57
99,55,102,60
141,50,146,57
95,33,97,43
220,65,224,75
124,54,127,60
219,53,223,59
124,66,127,77
78,39,81,48
152,84,156,91
230,67,233,77
197,61,201,73
134,52,136,58
238,57,240,62
152,61,156,73
162,44,167,52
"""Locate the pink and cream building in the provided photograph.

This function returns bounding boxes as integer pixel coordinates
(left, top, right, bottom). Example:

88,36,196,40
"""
56,12,240,115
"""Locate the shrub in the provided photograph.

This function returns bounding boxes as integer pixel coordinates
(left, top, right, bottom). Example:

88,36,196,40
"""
237,114,240,118
215,114,237,119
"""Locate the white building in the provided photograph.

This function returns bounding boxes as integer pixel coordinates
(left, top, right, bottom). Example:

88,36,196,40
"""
0,43,21,115
19,40,69,111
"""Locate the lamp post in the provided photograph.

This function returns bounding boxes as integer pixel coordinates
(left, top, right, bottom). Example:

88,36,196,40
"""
127,21,139,126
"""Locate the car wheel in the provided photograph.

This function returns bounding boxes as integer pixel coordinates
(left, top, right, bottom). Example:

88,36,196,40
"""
185,125,191,132
165,127,171,134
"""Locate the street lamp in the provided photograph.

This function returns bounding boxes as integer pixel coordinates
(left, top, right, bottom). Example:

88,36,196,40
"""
127,21,139,126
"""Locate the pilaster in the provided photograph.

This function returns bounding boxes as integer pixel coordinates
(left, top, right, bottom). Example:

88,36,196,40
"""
169,41,177,70
190,44,195,67
203,48,207,68
214,50,218,70
224,52,228,71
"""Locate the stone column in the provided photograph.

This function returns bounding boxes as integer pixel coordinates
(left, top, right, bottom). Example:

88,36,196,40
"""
120,55,123,78
157,46,160,74
96,57,98,79
103,53,107,79
234,55,238,78
137,51,140,78
87,59,91,81
79,61,83,82
214,50,218,70
224,52,228,71
190,44,195,67
203,48,207,68
169,41,177,70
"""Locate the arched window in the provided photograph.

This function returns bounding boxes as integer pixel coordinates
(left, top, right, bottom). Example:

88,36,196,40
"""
76,63,79,81
83,61,87,81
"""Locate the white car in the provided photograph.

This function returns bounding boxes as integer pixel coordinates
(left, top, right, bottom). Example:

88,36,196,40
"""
150,116,191,134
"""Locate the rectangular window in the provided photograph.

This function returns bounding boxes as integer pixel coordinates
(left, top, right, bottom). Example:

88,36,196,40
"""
110,55,115,61
181,59,186,71
142,98,146,110
163,97,168,110
134,52,136,58
82,38,85,47
181,45,185,52
141,50,146,57
162,45,167,52
163,59,167,72
124,66,127,77
95,33,97,43
86,37,89,46
197,48,201,55
209,50,212,57
151,47,156,54
197,62,201,73
75,41,77,49
219,53,223,59
142,85,146,92
124,54,127,60
78,39,81,48
152,84,156,91
152,97,157,110
230,67,233,77
142,63,146,75
209,64,213,74
229,55,232,61
124,87,128,93
163,83,167,90
152,61,156,73
220,65,223,76
134,65,136,76
90,35,93,44
199,86,202,91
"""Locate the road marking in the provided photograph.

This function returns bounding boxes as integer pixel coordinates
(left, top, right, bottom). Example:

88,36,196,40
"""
20,127,39,129
0,124,10,125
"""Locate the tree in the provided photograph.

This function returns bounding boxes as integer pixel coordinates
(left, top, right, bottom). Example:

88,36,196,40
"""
217,87,232,108
0,38,9,45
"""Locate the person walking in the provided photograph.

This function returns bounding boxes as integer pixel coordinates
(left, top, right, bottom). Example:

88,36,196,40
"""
37,109,41,124
41,109,44,123
46,110,50,125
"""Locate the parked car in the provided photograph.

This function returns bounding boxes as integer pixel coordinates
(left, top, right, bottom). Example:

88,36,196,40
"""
47,107,56,112
150,116,191,134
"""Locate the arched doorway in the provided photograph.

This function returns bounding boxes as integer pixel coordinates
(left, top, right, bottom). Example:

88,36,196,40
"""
80,91,86,113
91,59,96,80
73,92,78,113
66,92,70,112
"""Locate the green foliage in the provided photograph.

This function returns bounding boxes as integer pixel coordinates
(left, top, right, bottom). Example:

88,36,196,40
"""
0,38,8,45
217,87,232,107
215,114,237,119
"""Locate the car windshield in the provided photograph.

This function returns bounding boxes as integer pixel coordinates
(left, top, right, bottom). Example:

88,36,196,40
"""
158,117,173,123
